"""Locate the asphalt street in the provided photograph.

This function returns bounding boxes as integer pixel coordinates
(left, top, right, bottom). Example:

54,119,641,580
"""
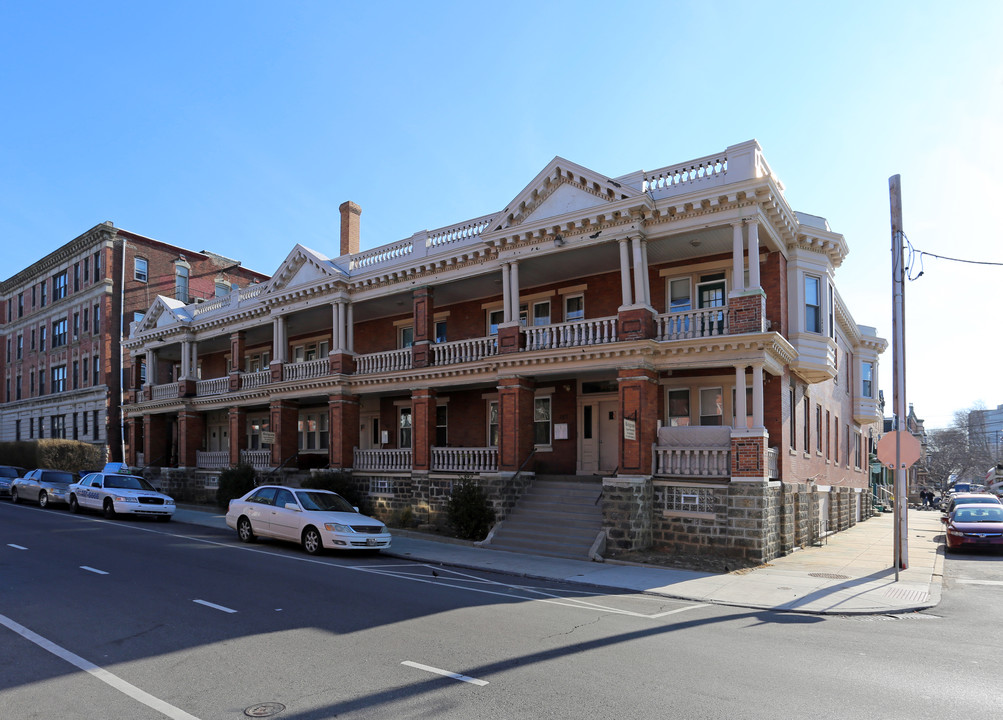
2,500,1001,720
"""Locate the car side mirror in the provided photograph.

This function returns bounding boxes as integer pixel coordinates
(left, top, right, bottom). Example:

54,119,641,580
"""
284,503,300,511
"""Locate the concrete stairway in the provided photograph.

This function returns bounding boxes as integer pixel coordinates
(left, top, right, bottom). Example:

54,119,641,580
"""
484,476,604,560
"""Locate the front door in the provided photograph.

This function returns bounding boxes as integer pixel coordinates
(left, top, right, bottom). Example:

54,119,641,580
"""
580,399,618,474
360,413,380,450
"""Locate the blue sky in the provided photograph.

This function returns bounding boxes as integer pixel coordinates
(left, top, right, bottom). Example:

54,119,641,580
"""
2,0,1000,430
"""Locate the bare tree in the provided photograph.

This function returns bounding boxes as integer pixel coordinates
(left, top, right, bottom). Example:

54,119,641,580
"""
925,405,995,489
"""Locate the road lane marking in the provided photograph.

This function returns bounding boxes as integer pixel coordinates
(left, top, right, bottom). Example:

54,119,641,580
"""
7,544,27,550
402,661,488,686
0,613,202,720
80,566,109,575
193,599,237,614
955,579,1003,586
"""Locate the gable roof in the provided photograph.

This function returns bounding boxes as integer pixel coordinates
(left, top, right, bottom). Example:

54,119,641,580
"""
134,296,191,333
265,243,347,295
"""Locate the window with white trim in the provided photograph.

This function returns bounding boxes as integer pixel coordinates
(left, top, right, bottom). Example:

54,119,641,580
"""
668,277,692,313
531,300,551,326
399,325,414,349
436,405,447,446
399,407,412,448
435,320,447,343
861,361,874,398
699,388,723,426
805,275,822,333
668,389,691,426
298,411,328,452
564,295,584,322
175,262,189,302
247,415,271,450
135,258,148,282
487,401,499,447
534,397,552,445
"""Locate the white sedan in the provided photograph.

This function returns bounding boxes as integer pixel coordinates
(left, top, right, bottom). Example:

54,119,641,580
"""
225,485,391,554
68,472,175,521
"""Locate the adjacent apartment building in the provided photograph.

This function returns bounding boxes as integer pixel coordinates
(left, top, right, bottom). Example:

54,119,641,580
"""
121,140,887,565
0,222,268,462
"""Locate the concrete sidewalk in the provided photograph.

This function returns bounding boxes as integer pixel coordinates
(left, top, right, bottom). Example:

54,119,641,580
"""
174,506,945,616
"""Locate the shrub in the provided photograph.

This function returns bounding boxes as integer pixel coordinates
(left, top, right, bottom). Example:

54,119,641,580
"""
446,477,495,540
301,471,369,513
216,464,258,508
0,440,102,474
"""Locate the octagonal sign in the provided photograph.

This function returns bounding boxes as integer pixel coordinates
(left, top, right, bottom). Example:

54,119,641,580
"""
876,431,922,469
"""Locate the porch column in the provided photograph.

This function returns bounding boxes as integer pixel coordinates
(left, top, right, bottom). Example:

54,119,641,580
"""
618,238,633,307
269,399,298,469
229,331,245,391
498,377,535,473
411,388,437,471
346,302,354,353
329,300,355,374
144,349,157,389
734,364,748,428
752,364,765,428
501,263,512,323
177,410,204,468
143,413,168,467
333,301,345,351
747,218,761,290
498,262,525,355
228,407,247,467
617,366,658,476
630,237,649,308
178,338,197,397
328,393,359,470
732,221,745,293
412,287,433,368
270,315,287,381
509,261,520,322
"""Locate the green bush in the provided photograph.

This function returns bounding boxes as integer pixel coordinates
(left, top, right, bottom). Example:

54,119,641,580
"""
301,471,369,513
216,464,258,508
446,477,495,540
0,440,102,474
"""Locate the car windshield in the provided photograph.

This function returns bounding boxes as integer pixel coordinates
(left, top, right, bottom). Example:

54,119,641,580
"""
295,491,356,513
104,475,155,491
42,471,74,485
0,468,18,478
955,507,1003,523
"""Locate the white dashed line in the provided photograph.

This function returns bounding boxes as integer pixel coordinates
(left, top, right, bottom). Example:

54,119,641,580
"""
7,544,27,550
80,566,109,575
402,661,488,686
0,613,202,720
955,579,1003,586
193,599,237,614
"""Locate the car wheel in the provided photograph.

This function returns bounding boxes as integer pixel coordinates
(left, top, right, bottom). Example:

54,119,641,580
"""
69,495,81,514
38,491,48,509
302,526,323,555
10,488,19,504
103,499,116,519
237,517,256,543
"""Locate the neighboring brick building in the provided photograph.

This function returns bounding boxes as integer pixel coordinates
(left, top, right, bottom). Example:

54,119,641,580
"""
0,223,268,462
121,140,888,565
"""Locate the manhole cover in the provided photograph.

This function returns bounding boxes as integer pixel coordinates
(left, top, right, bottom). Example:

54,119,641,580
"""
245,703,285,718
808,572,850,580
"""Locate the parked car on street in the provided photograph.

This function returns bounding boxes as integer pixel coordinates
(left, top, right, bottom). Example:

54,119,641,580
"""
0,465,27,498
944,504,1003,552
225,485,391,554
11,469,75,508
67,471,175,521
940,492,1002,523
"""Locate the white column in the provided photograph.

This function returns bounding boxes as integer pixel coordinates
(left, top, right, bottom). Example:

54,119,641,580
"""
180,340,191,379
640,238,651,306
747,218,761,289
347,302,354,353
734,364,747,428
509,261,520,322
752,364,764,428
732,221,745,293
336,302,347,352
501,263,512,323
189,341,198,380
631,237,645,308
618,238,633,306
272,316,286,362
146,350,156,385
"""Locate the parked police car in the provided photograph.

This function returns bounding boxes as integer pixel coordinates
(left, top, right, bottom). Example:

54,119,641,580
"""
68,466,175,521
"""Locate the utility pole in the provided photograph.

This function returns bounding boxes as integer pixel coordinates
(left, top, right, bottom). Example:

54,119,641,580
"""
889,175,909,576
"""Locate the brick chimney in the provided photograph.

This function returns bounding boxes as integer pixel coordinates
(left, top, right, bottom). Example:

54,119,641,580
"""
339,201,361,257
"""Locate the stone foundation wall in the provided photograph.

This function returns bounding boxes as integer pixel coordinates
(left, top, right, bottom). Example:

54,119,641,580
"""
602,476,653,552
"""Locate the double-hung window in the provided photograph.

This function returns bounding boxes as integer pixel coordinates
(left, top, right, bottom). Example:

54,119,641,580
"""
699,388,723,426
487,401,499,447
564,295,584,322
436,405,447,446
51,365,66,393
805,275,822,333
52,318,67,348
668,389,691,426
861,361,874,398
53,271,67,301
399,407,412,448
135,258,148,282
534,397,552,445
175,263,189,302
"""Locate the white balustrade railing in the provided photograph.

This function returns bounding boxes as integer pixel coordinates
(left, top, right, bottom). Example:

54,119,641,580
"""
425,213,493,251
656,308,729,341
524,317,617,351
431,447,498,473
355,348,412,375
196,450,230,469
240,449,272,470
433,336,497,366
196,376,230,397
241,370,272,390
136,389,146,403
642,151,729,196
350,238,414,269
151,383,179,400
767,447,779,479
283,358,329,382
654,446,731,477
354,448,412,472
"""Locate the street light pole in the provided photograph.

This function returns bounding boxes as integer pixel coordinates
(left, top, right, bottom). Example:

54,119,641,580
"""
890,175,909,577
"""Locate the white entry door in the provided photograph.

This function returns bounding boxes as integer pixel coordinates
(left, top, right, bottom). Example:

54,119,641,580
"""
580,399,618,474
360,413,381,450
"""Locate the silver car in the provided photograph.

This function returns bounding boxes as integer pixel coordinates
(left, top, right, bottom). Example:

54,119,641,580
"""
0,465,27,498
11,469,75,508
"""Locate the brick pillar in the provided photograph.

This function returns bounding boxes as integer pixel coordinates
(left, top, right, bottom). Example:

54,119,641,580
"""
125,417,140,467
412,287,434,368
617,306,655,341
617,366,658,476
498,377,535,472
177,410,205,468
328,393,360,469
269,400,299,468
496,324,524,354
144,414,168,467
228,407,247,467
731,428,769,481
412,388,437,471
727,290,766,334
229,331,245,391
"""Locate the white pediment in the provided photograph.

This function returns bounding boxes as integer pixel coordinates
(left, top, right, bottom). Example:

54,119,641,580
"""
529,183,609,222
268,244,345,293
136,296,190,332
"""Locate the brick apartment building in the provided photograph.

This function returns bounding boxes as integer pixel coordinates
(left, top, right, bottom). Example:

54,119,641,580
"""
121,140,888,565
0,222,268,462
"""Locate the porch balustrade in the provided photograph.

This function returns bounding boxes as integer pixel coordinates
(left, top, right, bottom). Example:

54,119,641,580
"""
136,389,146,403
523,316,617,351
196,376,229,397
151,383,179,400
353,448,412,472
433,336,497,366
355,348,412,375
239,449,272,470
241,370,272,390
655,308,729,341
653,426,732,478
282,358,329,382
767,447,779,479
431,446,498,473
196,450,229,469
